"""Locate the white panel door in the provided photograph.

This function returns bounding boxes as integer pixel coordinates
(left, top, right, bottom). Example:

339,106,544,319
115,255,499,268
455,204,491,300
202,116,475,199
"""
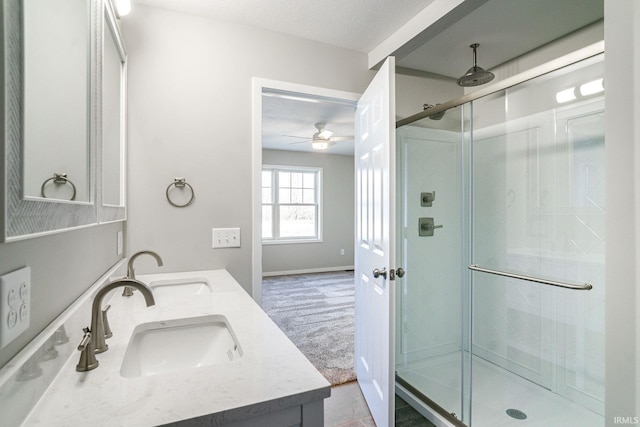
354,56,396,427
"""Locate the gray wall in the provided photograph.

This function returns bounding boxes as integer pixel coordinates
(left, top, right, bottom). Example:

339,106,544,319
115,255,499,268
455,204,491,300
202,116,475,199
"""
262,149,354,274
0,223,123,368
395,72,462,120
121,5,372,293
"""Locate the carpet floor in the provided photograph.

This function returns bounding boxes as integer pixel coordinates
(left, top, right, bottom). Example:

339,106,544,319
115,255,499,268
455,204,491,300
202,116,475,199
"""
262,271,356,386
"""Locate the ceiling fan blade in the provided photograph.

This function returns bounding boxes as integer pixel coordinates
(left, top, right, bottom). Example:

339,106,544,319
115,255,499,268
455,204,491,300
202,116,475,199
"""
329,136,354,142
289,139,312,144
282,134,311,139
317,129,333,139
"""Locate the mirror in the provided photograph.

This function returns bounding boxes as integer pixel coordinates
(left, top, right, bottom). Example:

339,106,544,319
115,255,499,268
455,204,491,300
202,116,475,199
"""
1,0,98,240
99,0,127,222
22,0,91,202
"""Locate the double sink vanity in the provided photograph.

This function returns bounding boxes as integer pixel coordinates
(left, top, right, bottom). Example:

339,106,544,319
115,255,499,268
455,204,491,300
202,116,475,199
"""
0,266,330,426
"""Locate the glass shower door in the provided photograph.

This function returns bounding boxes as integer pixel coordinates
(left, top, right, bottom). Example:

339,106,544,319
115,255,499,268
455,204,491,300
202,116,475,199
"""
469,54,605,427
395,105,471,425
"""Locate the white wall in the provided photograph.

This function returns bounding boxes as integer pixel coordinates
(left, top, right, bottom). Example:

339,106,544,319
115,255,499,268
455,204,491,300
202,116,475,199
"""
121,6,372,293
261,149,354,274
604,0,640,421
396,126,463,364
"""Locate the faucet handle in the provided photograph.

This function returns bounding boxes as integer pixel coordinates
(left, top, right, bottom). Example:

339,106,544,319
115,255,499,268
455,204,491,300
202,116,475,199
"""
77,328,92,351
102,305,113,339
76,327,99,372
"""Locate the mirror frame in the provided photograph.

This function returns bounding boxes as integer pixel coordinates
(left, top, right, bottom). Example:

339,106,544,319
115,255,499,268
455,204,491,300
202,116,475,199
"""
1,0,98,241
98,0,127,223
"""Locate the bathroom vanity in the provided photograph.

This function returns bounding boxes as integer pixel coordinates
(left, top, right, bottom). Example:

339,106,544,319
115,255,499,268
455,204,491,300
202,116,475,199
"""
0,268,330,426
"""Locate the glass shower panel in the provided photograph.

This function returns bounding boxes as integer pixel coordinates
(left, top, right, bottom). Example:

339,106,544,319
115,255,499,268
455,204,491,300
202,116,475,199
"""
395,105,468,423
469,54,605,427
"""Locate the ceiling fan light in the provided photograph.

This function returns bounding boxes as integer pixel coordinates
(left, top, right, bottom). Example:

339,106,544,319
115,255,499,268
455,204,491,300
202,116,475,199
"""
312,141,329,150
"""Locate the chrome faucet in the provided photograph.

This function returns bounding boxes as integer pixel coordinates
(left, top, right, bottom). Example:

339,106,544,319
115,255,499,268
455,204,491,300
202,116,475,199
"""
93,278,155,353
122,250,164,296
77,278,155,371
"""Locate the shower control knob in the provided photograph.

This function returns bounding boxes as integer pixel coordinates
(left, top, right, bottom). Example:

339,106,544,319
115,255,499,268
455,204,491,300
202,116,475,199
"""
372,268,387,279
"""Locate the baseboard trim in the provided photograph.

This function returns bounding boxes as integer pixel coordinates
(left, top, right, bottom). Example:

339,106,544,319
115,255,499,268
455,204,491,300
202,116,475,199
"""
262,266,354,277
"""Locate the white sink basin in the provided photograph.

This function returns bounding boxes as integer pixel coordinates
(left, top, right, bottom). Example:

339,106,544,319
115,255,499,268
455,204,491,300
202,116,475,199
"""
149,277,212,299
120,315,243,378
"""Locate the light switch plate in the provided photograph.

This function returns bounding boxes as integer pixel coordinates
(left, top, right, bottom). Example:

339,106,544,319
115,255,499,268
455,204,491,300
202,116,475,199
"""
0,266,31,349
212,228,241,248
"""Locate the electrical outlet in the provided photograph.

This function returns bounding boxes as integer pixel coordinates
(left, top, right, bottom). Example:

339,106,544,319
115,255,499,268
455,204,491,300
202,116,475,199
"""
212,228,241,248
0,267,31,349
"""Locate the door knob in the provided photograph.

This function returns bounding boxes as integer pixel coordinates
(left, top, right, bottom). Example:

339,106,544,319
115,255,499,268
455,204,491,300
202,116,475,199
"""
372,268,387,279
396,268,405,278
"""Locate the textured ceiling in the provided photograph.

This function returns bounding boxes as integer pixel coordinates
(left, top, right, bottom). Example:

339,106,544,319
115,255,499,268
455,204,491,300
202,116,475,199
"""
132,0,436,53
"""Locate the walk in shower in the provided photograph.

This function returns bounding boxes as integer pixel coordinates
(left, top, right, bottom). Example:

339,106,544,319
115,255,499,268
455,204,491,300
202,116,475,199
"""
395,48,605,426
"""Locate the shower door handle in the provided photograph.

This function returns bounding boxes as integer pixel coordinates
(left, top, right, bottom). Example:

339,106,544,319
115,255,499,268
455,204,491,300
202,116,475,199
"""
372,268,387,279
372,268,405,280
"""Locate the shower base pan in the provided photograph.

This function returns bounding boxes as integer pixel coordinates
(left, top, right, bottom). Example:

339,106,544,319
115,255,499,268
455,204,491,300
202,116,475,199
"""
396,352,603,427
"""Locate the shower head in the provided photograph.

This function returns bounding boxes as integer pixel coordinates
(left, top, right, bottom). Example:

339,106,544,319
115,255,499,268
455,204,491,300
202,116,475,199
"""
457,43,495,87
423,103,445,120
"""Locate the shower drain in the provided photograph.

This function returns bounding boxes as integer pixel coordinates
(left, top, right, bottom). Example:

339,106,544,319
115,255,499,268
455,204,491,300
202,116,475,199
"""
506,409,527,420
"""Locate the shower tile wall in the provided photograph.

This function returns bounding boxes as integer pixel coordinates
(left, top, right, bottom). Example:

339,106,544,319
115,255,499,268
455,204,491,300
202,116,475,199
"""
471,97,605,415
396,125,462,365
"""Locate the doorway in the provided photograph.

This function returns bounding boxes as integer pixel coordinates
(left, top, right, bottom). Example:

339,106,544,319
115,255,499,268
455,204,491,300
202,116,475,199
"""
251,78,359,304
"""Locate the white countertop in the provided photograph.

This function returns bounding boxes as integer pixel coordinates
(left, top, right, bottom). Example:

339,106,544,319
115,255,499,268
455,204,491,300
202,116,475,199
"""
22,270,330,426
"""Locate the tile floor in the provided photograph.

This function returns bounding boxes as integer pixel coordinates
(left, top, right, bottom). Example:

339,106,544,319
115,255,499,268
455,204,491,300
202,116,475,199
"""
324,381,435,427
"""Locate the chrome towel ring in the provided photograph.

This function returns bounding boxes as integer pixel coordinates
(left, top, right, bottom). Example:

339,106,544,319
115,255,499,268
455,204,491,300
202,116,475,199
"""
166,177,195,207
41,173,76,201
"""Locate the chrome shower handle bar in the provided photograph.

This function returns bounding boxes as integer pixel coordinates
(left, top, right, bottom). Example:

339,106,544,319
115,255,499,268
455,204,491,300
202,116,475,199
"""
468,264,593,291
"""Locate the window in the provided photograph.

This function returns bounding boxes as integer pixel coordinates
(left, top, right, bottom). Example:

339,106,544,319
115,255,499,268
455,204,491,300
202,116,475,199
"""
262,165,322,243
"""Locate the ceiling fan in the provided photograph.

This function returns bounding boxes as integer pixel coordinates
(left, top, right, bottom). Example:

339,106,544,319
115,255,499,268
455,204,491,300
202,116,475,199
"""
284,123,353,150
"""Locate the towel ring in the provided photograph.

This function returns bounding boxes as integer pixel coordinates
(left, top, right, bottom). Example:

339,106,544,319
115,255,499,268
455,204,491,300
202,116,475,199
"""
166,177,195,207
41,173,76,201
